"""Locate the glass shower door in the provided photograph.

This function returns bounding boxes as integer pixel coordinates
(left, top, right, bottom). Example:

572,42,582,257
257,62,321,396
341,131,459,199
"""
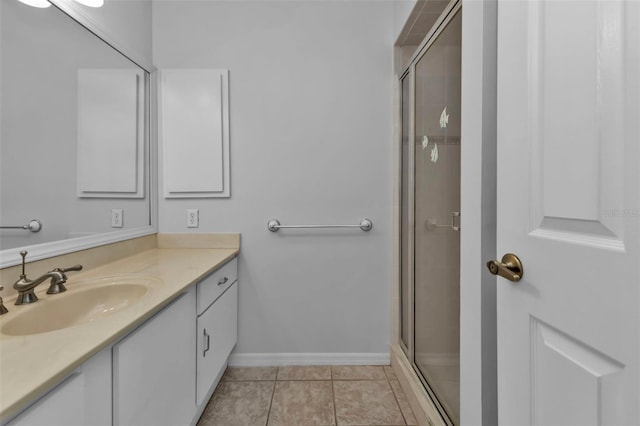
413,9,461,425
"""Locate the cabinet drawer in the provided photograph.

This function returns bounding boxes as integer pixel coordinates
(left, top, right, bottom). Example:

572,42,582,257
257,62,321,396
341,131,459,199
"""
197,257,237,315
197,282,238,405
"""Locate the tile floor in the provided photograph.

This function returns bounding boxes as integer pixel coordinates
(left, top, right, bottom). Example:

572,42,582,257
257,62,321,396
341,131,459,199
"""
197,365,418,426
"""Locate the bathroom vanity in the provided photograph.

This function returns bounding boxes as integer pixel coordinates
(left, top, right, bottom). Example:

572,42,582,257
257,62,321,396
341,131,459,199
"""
0,243,239,426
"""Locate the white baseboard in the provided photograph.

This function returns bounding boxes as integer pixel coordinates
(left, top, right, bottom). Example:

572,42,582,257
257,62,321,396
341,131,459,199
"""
228,352,390,367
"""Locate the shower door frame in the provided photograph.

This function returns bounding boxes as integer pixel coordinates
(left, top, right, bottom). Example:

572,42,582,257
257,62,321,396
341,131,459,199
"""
399,63,415,363
398,1,462,425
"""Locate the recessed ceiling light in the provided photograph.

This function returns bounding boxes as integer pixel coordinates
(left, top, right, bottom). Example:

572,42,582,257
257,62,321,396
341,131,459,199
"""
17,0,51,8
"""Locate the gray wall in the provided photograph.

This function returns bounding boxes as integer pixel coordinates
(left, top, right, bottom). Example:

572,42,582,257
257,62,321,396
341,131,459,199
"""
153,0,394,357
393,0,418,43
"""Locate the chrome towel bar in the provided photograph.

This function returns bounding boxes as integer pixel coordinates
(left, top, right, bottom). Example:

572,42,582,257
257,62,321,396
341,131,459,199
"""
0,219,42,233
267,218,373,232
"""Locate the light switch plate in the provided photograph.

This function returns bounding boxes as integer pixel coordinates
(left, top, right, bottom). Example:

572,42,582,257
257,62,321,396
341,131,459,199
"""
187,209,199,228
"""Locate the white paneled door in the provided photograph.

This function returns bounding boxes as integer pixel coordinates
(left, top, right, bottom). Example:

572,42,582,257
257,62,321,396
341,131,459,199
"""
496,0,640,424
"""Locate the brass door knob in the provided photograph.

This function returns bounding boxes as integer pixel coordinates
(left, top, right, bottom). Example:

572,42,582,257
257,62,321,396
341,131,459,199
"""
486,253,523,282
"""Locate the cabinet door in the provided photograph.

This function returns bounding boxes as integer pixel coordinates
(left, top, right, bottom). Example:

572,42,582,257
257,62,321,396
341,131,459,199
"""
8,347,111,426
8,373,84,426
196,282,238,406
113,289,196,426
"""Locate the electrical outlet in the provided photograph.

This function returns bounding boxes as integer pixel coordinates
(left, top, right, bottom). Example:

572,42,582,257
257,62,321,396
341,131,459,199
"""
187,209,199,228
111,209,124,228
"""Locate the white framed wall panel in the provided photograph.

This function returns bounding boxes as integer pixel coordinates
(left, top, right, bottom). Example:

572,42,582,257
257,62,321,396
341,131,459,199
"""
77,69,145,198
160,69,230,198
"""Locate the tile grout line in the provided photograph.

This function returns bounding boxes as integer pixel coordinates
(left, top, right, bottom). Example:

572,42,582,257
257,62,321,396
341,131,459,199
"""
386,367,409,426
332,365,341,426
264,367,279,426
331,366,339,426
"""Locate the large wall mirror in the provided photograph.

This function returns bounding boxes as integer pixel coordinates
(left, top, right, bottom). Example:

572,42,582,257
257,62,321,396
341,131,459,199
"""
0,0,156,267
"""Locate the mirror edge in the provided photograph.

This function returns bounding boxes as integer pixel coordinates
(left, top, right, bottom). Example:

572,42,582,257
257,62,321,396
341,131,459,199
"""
48,0,156,73
0,227,157,268
0,0,159,268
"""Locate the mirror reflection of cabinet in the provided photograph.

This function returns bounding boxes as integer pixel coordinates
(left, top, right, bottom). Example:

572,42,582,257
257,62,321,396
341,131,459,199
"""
77,68,145,198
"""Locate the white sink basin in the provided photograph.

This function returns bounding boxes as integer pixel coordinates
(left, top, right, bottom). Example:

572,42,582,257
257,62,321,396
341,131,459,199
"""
1,276,161,336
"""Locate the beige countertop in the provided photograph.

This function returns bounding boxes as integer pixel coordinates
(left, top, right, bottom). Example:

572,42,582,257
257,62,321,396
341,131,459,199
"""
0,247,239,422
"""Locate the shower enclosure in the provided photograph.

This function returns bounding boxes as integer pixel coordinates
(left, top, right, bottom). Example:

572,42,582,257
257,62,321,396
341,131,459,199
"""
399,4,461,425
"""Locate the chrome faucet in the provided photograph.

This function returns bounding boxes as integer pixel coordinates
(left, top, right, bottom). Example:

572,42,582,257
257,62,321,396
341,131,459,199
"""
13,251,83,305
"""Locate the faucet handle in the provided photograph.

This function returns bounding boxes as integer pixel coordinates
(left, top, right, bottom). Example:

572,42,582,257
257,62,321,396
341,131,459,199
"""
55,265,83,273
14,251,33,288
19,250,28,278
47,265,83,295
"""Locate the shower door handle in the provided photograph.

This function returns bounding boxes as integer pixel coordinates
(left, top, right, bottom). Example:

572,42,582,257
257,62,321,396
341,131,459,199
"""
425,212,461,231
451,212,460,231
486,253,523,282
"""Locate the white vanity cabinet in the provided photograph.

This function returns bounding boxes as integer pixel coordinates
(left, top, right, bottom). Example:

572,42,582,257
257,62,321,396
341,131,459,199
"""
7,347,112,426
113,288,196,426
196,257,238,406
4,255,239,426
